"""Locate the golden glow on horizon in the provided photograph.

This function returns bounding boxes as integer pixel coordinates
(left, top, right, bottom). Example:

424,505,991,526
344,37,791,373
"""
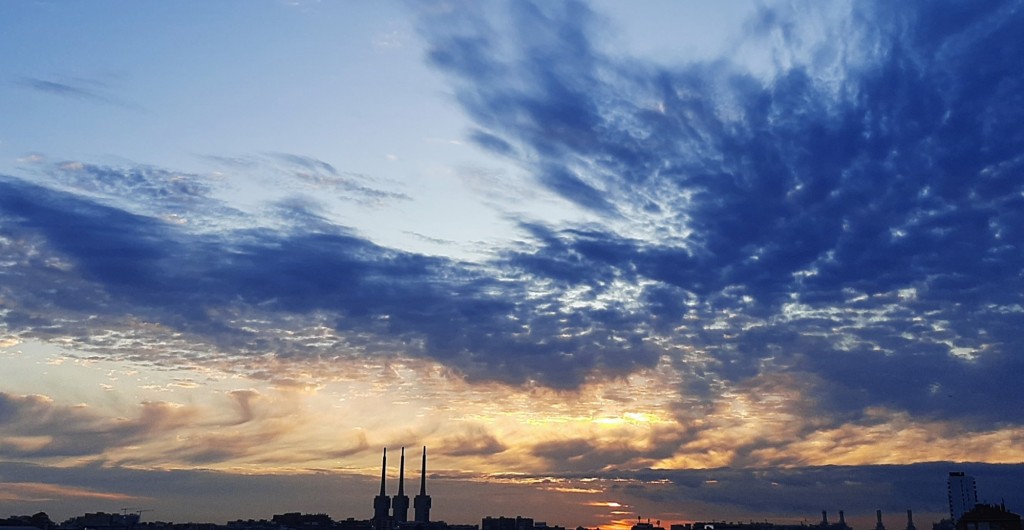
3,338,1023,487
606,518,643,530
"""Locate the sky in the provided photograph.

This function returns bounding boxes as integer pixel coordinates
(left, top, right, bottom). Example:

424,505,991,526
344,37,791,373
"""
1,0,1023,528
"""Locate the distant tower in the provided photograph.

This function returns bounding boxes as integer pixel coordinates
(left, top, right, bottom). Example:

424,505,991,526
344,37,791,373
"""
373,448,392,530
822,511,830,526
906,510,917,530
393,447,410,523
876,510,887,530
840,511,848,529
414,446,432,523
949,472,979,523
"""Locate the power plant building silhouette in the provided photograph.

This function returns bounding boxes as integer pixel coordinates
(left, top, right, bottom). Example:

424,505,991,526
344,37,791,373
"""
414,448,432,524
373,447,432,530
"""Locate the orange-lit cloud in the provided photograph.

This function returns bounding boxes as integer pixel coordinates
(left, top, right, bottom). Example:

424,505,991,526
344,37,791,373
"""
0,482,143,502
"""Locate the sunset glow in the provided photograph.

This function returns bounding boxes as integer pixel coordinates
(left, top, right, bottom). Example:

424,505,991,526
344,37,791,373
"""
2,1,1024,528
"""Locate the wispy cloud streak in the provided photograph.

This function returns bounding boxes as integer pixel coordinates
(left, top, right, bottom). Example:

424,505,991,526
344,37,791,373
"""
17,77,137,109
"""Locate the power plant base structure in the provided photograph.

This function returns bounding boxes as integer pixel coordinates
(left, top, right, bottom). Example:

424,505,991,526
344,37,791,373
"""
374,447,431,530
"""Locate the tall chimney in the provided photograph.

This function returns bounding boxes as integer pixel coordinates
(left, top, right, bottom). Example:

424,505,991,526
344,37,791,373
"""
372,449,391,530
906,510,916,530
875,510,887,530
392,447,410,522
822,511,829,526
414,446,432,523
839,511,846,527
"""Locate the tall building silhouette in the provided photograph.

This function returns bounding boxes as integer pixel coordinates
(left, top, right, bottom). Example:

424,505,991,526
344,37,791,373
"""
949,472,979,523
875,510,887,530
393,448,410,523
414,447,432,524
373,449,392,530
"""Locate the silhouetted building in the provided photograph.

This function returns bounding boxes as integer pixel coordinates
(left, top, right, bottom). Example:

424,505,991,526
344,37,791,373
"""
337,519,374,530
393,448,410,523
816,511,850,530
906,510,917,530
373,449,393,530
62,513,140,530
956,504,1021,530
631,520,664,530
949,472,979,523
676,520,827,530
225,518,278,530
271,513,334,528
482,517,533,530
0,513,54,530
687,522,819,530
876,510,887,530
414,447,432,524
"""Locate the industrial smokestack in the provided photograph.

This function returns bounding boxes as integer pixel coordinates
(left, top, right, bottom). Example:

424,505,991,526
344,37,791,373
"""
392,447,410,522
372,448,391,530
414,447,431,523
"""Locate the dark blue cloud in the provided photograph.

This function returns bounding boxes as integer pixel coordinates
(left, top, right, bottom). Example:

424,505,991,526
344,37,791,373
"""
418,0,1024,424
0,175,658,388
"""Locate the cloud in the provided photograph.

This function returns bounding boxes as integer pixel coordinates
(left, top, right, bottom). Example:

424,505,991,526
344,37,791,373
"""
0,482,142,503
203,152,412,206
228,390,262,425
415,0,1024,425
270,153,340,176
441,425,507,457
0,171,665,389
16,77,138,109
0,392,197,458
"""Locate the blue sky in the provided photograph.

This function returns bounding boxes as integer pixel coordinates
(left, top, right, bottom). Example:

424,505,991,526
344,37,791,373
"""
2,1,1023,528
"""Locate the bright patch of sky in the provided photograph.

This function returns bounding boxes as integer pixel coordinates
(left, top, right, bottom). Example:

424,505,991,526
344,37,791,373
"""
0,1,762,261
